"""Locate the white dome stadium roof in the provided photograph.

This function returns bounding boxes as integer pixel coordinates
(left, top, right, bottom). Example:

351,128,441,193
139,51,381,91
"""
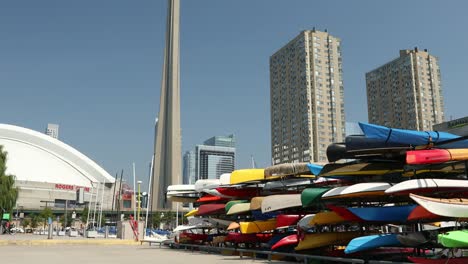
0,124,114,187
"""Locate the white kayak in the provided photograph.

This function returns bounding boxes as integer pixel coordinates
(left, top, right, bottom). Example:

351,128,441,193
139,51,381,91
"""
194,179,221,193
261,194,302,213
167,184,195,192
219,173,231,185
410,193,468,218
322,182,393,199
385,179,468,195
297,214,316,231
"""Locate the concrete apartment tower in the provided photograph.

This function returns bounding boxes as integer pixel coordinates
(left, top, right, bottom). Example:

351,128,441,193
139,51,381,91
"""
366,48,445,130
151,0,181,210
270,30,345,164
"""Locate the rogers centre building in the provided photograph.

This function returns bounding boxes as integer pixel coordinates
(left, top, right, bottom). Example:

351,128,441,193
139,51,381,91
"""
0,124,118,212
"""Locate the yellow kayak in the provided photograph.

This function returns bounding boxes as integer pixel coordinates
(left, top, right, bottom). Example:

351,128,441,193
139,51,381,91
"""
250,196,265,210
295,232,361,251
184,209,198,217
309,211,345,226
240,219,277,234
230,169,265,184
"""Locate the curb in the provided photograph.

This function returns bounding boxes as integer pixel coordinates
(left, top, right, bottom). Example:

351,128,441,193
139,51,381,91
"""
0,239,140,246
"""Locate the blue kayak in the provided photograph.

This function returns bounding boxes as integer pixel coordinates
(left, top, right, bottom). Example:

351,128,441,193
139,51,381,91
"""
346,205,417,222
345,234,401,254
252,210,278,221
359,122,468,149
307,163,323,175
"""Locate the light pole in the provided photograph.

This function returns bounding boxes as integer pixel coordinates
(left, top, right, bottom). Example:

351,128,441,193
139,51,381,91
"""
137,181,142,222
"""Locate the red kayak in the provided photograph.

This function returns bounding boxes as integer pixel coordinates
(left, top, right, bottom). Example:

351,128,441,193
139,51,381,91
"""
276,215,302,229
271,234,298,250
197,203,226,216
225,232,272,243
406,149,468,165
327,204,363,222
407,205,441,221
215,187,259,198
196,194,229,203
408,256,468,264
178,232,208,243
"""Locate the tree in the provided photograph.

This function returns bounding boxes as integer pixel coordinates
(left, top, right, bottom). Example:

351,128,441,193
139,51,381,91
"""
22,219,30,228
80,207,89,223
30,213,40,229
151,212,162,228
39,207,53,227
0,145,18,214
59,212,72,228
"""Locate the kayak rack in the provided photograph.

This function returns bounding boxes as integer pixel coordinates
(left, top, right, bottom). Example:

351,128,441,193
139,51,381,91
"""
173,243,412,264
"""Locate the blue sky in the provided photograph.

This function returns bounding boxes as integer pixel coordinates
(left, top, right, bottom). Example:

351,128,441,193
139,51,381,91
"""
1,0,467,189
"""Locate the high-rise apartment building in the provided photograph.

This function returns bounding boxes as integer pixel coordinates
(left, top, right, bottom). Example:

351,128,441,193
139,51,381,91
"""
45,123,59,139
366,48,445,130
270,30,345,164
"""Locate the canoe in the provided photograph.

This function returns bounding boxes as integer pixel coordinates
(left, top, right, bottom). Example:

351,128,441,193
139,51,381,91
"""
407,206,441,221
250,196,265,210
167,195,199,203
178,232,208,243
410,194,468,218
407,149,468,165
230,169,265,184
264,162,313,178
271,234,298,250
301,188,330,207
309,211,345,226
319,162,404,177
194,179,221,192
240,219,277,234
408,257,468,264
225,232,272,243
226,203,251,215
184,209,198,217
346,205,417,222
251,210,279,221
322,183,392,199
261,194,302,213
358,122,468,148
263,178,313,190
295,232,361,251
225,200,248,213
345,234,401,254
385,179,468,195
197,204,226,216
215,187,259,198
297,214,315,230
327,205,363,222
267,233,290,248
276,215,302,229
438,230,468,248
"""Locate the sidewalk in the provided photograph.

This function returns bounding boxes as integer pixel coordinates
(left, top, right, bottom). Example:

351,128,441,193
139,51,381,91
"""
0,233,140,246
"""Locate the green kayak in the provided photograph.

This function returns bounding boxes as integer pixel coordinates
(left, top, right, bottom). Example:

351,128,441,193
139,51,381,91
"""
225,200,248,213
438,230,468,248
301,188,330,207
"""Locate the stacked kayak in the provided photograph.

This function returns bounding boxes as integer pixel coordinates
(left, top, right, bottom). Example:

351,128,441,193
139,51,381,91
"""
166,123,468,263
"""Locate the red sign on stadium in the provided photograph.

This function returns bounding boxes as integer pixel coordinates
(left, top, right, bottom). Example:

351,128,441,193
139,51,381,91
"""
55,184,90,192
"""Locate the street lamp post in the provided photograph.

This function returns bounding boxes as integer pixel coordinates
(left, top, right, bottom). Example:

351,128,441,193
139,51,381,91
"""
137,181,142,222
